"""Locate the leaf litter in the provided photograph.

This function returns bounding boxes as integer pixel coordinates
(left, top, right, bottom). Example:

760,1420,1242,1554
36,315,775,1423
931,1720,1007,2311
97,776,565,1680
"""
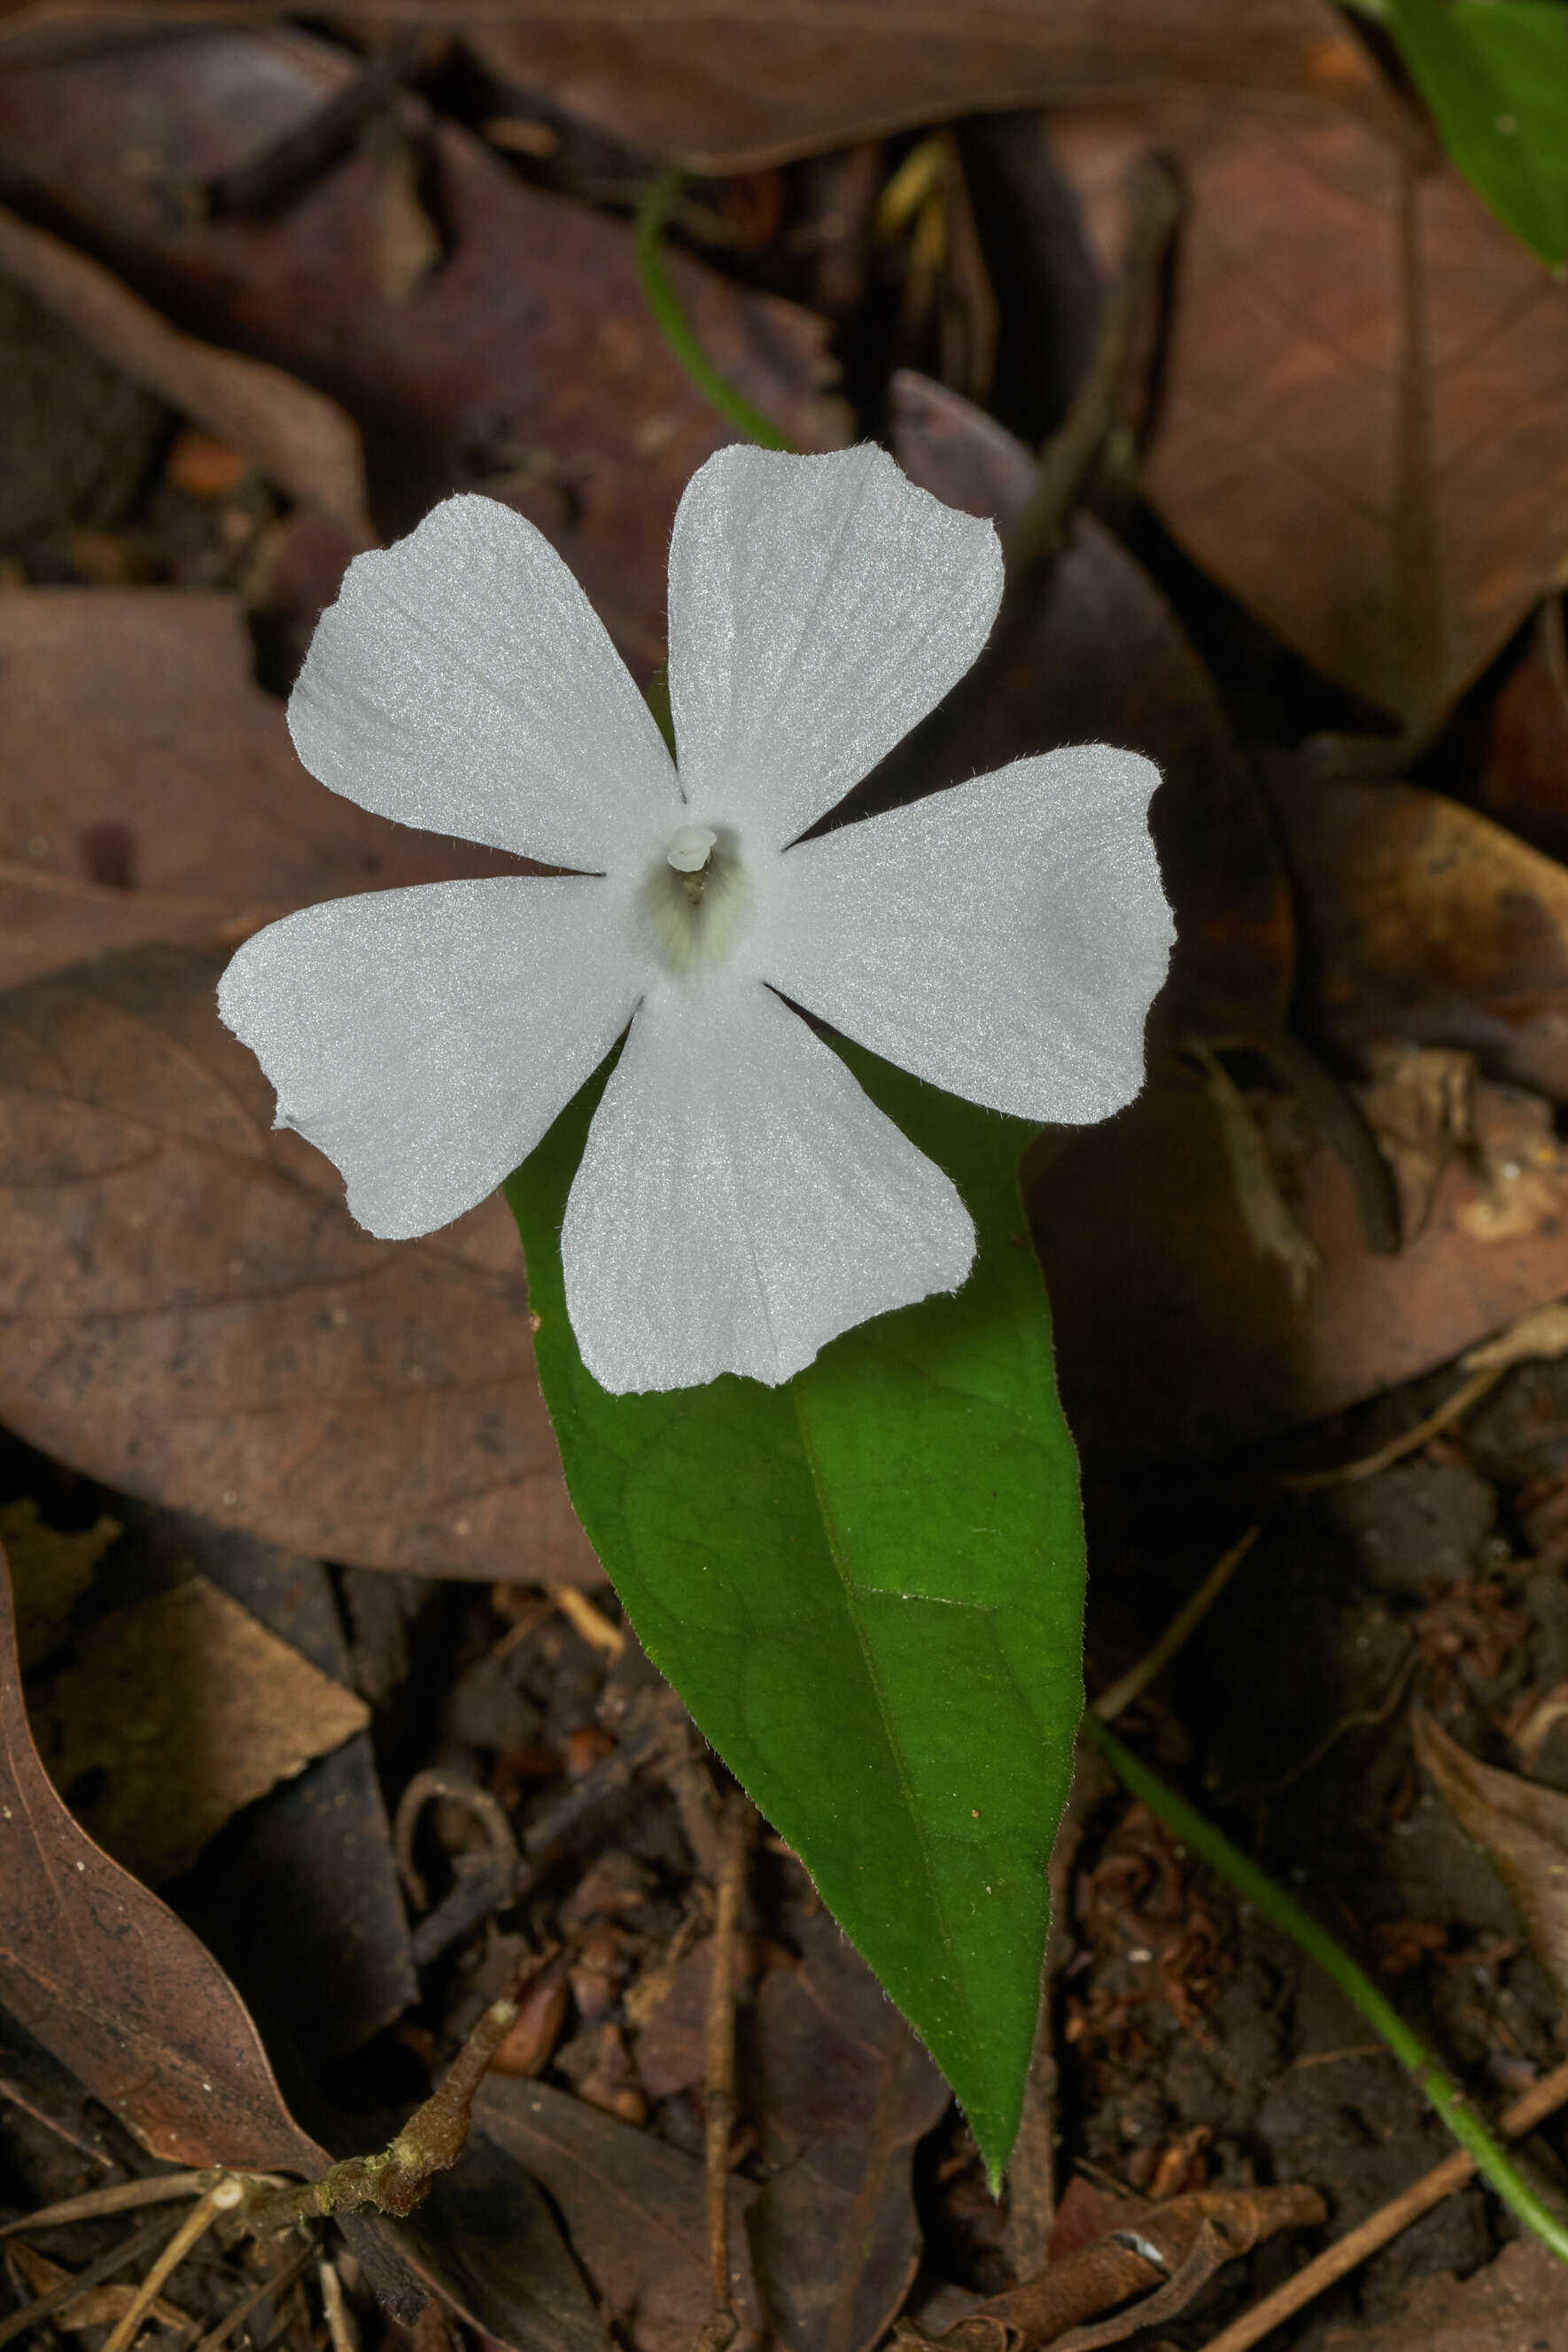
8,9,1568,2352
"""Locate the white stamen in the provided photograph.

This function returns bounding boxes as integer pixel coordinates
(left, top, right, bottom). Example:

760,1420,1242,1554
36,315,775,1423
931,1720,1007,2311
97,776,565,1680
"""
666,824,718,873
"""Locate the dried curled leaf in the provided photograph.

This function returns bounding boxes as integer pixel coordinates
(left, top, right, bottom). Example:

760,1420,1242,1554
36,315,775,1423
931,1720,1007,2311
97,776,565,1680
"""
1412,1707,1568,2010
905,2183,1326,2352
0,1543,325,2173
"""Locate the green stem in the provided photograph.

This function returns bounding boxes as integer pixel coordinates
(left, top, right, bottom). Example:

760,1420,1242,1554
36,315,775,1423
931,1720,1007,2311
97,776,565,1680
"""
1081,1711,1568,2265
633,169,795,452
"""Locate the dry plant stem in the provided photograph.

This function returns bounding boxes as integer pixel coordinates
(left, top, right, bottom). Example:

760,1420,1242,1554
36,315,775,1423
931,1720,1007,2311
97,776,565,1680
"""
693,1797,751,2352
0,2172,225,2237
319,2256,357,2352
549,1585,624,1657
1092,1528,1258,1725
98,2174,245,2352
1285,1364,1502,1491
1197,2053,1568,2352
193,2239,317,2352
0,2209,178,2348
250,1998,518,2233
997,150,1183,630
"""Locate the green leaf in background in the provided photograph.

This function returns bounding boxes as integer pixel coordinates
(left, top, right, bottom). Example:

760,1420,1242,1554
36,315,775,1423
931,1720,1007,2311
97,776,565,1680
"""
1385,0,1568,267
506,1042,1085,2180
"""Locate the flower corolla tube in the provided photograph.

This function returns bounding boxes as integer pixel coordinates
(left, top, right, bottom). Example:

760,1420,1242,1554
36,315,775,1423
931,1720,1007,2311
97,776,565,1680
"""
219,445,1174,1395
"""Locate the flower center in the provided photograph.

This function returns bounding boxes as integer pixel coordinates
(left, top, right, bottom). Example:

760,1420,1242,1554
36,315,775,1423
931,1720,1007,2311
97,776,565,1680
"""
639,819,750,974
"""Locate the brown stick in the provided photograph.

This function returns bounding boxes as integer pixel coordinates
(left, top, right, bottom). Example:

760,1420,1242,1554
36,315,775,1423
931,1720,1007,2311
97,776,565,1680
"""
692,1795,751,2352
1197,2054,1568,2352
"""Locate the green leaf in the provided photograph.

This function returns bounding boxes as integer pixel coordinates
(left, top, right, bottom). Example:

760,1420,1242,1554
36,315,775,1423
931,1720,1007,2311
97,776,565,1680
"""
505,1040,1086,2178
1386,0,1568,267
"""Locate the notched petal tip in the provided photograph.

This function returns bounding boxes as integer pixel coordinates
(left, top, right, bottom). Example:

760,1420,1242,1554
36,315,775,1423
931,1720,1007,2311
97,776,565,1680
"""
666,439,1005,848
561,981,978,1394
283,491,679,873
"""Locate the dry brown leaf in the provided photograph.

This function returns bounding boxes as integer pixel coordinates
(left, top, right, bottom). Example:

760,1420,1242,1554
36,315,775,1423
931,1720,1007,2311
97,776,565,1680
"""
1186,1036,1321,1302
437,0,1398,175
747,1911,952,2352
1357,1044,1475,1241
0,204,374,543
474,2076,762,2352
917,2184,1323,2352
0,1543,326,2171
0,943,599,1585
0,27,850,675
1411,1709,1568,2013
1269,772,1568,1104
4,2239,188,2333
0,588,538,990
1033,1067,1568,1456
27,1575,369,1884
1052,100,1568,728
0,1497,120,1670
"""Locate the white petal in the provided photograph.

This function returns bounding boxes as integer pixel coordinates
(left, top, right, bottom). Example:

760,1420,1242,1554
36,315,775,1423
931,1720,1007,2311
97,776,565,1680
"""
759,748,1174,1124
665,445,1003,851
562,978,974,1393
288,494,680,872
218,878,642,1238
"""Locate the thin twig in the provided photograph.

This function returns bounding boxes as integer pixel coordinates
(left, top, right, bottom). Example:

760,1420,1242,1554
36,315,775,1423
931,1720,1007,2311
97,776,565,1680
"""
99,2175,246,2352
1198,2054,1568,2352
692,1796,752,2352
319,2256,358,2352
0,2210,179,2348
249,1998,517,2234
1092,1529,1259,1726
1082,1715,1568,2267
192,2239,317,2352
1285,1365,1502,1491
0,2172,223,2236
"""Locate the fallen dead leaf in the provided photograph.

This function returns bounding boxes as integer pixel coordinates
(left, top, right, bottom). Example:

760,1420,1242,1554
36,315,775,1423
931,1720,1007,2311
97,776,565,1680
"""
0,588,538,990
402,2128,614,2352
4,2238,188,2333
0,203,374,544
0,26,850,675
0,1541,326,2172
748,1909,951,2352
1185,1036,1321,1302
1269,768,1568,1105
915,2183,1324,2352
26,1574,369,1884
0,943,598,1585
1032,1065,1568,1457
1357,1044,1475,1242
1052,97,1568,729
145,1511,415,2065
439,0,1401,175
1320,2232,1568,2350
1410,1708,1568,2013
0,1497,120,1670
473,2074,762,2352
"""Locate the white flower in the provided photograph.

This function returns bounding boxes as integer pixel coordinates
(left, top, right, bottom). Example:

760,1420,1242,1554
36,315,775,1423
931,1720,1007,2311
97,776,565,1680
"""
219,445,1173,1395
